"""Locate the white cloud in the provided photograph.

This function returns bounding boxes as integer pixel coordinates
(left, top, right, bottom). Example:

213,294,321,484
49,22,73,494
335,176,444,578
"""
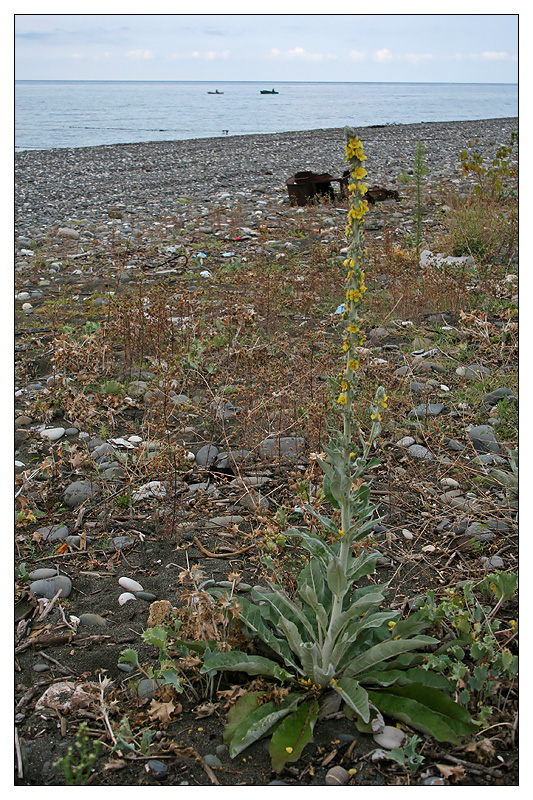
481,51,513,61
373,48,432,65
126,49,154,61
373,48,394,63
349,50,367,62
269,46,337,63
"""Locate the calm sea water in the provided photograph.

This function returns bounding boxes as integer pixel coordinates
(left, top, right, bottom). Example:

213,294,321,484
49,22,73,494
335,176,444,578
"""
15,80,518,152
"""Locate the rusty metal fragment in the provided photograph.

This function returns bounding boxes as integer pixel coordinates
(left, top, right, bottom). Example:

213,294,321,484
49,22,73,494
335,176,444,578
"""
286,170,349,206
286,171,400,207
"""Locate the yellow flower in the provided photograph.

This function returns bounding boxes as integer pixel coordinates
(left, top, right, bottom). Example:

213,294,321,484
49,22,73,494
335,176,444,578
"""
348,359,359,371
347,323,359,333
285,747,294,754
338,529,345,537
388,620,396,630
337,394,348,405
353,166,367,179
341,381,348,391
342,341,349,352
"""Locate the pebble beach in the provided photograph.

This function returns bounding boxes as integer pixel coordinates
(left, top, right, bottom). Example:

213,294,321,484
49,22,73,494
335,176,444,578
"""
15,118,518,241
14,117,518,786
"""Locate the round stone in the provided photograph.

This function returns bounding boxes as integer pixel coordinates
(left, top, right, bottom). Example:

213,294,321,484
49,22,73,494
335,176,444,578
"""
118,592,137,605
28,568,58,580
63,480,98,508
29,575,72,599
79,613,107,627
373,725,406,749
119,576,144,593
326,766,350,785
40,427,65,442
146,759,168,780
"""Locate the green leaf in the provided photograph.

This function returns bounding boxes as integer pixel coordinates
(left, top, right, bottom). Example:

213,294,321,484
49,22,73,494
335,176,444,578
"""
359,667,452,691
298,582,329,634
326,555,348,596
118,648,139,668
224,692,262,745
228,695,301,758
332,677,370,723
344,636,437,679
200,650,293,681
158,668,183,692
322,472,341,509
284,527,335,563
231,596,301,671
269,699,318,772
368,684,477,744
259,585,317,643
346,550,384,582
200,649,293,682
331,612,398,667
142,626,169,652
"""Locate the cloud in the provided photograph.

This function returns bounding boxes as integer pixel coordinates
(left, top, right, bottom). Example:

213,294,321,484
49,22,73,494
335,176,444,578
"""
373,49,432,65
481,51,515,61
349,50,367,62
373,48,394,63
268,46,337,63
126,49,154,61
452,51,516,62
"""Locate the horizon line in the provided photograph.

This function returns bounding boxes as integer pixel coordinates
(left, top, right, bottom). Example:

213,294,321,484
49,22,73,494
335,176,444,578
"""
15,79,518,86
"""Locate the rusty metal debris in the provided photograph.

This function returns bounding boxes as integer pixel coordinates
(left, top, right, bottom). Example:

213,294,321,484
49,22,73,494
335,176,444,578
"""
366,186,400,204
286,171,400,207
286,170,350,206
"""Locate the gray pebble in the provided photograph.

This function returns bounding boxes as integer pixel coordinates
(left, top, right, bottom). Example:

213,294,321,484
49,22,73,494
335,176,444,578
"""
407,444,433,460
146,759,168,779
136,678,163,698
79,613,107,627
109,535,135,552
29,575,72,599
28,568,58,580
63,480,98,507
195,443,219,467
203,754,222,768
326,765,350,785
467,424,500,454
408,403,445,419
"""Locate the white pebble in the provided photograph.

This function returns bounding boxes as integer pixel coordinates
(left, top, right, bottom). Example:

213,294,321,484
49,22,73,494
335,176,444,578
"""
118,592,137,605
119,577,144,593
373,725,406,749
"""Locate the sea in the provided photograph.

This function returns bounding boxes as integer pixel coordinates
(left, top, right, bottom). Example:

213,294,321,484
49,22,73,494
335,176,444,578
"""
15,80,518,152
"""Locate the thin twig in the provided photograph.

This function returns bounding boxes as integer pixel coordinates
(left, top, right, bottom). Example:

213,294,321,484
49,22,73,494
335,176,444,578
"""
15,727,24,779
99,676,117,745
36,589,63,622
193,536,256,559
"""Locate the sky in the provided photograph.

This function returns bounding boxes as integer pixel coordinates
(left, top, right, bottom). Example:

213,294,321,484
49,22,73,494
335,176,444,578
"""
14,10,519,83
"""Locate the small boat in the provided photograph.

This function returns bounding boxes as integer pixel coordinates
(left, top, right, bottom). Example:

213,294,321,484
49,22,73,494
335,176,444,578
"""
208,90,224,95
260,89,278,94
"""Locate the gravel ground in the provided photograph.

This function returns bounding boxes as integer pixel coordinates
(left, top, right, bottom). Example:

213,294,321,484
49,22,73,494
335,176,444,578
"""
15,118,518,238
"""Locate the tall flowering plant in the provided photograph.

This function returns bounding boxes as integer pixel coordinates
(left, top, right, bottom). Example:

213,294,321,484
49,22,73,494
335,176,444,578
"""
189,128,476,771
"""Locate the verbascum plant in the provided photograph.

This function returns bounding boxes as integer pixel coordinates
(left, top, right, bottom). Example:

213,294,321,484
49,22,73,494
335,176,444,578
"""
172,129,477,772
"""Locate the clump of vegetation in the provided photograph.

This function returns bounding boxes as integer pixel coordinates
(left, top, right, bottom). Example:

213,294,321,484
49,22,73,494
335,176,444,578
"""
54,723,101,785
139,129,476,773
